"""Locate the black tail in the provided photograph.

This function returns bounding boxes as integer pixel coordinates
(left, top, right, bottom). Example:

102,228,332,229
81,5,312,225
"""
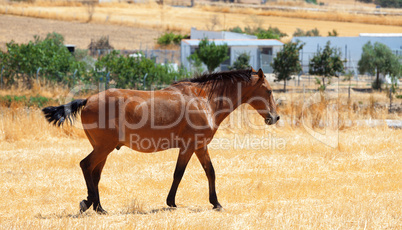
42,99,87,126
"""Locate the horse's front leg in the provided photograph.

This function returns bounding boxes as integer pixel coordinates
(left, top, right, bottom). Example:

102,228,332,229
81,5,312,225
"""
166,147,194,208
195,146,222,210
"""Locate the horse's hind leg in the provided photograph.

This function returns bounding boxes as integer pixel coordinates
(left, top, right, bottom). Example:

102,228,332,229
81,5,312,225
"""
92,159,107,213
79,146,114,214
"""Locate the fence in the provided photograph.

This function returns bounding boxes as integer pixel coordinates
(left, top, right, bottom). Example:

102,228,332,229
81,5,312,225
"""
120,49,181,65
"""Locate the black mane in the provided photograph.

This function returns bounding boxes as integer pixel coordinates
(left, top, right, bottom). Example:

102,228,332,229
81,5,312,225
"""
175,69,255,99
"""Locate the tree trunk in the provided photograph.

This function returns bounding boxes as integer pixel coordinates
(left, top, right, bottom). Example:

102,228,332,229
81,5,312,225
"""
376,68,381,91
322,77,325,91
284,80,287,93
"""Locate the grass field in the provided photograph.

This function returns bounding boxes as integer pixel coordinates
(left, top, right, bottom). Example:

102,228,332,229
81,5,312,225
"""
0,2,401,50
0,1,401,228
0,89,401,229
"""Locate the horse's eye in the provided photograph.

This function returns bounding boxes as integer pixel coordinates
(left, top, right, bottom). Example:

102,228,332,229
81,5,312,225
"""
267,90,272,95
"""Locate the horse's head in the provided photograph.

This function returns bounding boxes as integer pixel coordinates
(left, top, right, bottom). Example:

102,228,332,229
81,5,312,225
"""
246,68,280,125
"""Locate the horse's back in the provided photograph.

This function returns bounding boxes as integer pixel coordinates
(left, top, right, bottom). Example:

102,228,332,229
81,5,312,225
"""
80,87,215,151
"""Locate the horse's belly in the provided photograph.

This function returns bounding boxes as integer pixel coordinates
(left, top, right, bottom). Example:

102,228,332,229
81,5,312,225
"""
125,132,173,152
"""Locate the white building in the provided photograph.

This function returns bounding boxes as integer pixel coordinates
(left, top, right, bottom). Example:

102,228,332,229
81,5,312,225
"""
181,28,283,72
291,34,402,74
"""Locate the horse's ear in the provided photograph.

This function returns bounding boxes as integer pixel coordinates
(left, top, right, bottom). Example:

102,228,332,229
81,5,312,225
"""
251,67,257,73
257,68,264,79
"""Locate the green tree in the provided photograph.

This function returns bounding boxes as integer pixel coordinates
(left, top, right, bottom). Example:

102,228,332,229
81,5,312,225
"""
190,38,229,72
374,0,401,8
0,32,86,88
358,41,400,90
93,51,188,89
271,41,304,92
229,53,251,70
309,41,344,91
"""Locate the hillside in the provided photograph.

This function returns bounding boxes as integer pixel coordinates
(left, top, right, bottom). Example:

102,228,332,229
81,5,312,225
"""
0,2,401,50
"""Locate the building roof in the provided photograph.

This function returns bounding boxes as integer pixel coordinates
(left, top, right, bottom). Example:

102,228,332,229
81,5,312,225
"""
291,36,401,54
182,39,283,47
190,28,257,40
360,33,402,37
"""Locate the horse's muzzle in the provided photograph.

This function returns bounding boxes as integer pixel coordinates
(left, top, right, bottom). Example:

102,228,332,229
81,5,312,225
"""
265,114,280,125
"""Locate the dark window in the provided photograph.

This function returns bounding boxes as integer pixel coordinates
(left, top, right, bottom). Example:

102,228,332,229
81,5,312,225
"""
261,47,272,55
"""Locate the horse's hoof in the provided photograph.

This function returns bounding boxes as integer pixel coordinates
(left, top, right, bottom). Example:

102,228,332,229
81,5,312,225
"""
79,200,90,213
167,202,177,208
166,199,177,208
213,204,223,211
95,207,108,215
96,209,108,215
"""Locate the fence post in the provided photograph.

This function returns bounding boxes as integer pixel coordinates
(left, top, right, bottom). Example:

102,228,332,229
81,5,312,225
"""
73,69,78,86
1,66,4,89
36,67,41,83
143,73,148,90
389,86,392,112
106,71,110,89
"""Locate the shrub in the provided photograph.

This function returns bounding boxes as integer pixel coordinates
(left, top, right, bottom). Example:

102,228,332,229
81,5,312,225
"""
374,0,401,8
88,36,114,56
0,32,88,88
306,0,317,4
293,28,321,37
92,50,188,89
157,32,188,46
228,26,287,39
229,26,243,34
229,53,251,70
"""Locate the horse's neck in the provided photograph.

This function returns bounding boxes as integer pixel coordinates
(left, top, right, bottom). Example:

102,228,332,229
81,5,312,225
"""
209,83,251,126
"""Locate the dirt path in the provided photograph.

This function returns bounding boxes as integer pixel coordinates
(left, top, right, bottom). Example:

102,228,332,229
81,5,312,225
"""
0,14,161,51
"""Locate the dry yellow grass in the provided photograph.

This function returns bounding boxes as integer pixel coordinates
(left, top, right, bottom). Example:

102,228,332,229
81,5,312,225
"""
201,5,402,27
0,1,401,44
0,90,401,229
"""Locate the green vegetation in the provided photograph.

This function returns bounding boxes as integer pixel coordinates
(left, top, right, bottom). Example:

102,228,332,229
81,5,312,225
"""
189,38,229,72
328,29,338,37
157,32,188,46
0,32,86,87
358,41,400,90
0,95,54,108
309,41,344,91
0,32,189,90
92,51,188,89
305,0,318,4
228,26,287,40
229,53,251,70
357,0,401,8
272,41,304,92
293,28,321,37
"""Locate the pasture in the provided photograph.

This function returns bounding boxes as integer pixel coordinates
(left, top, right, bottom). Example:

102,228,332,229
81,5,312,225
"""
0,1,401,228
0,89,401,229
1,2,402,50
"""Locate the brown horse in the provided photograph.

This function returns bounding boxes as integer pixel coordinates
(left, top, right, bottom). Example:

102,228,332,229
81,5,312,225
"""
42,68,279,214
